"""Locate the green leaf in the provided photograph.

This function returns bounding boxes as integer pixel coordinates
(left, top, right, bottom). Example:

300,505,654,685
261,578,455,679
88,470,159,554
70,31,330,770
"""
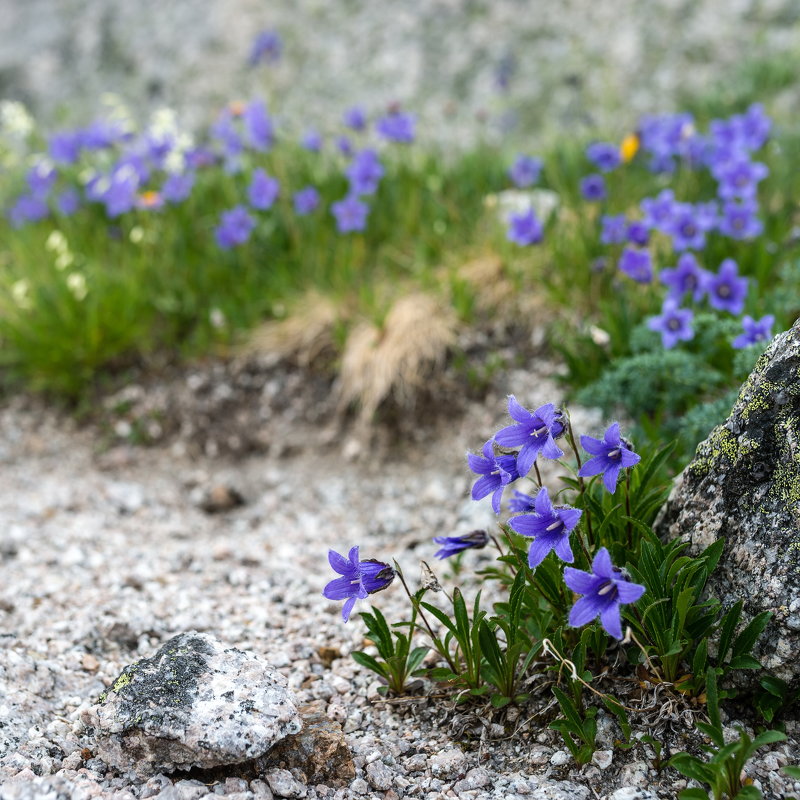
729,654,763,670
733,611,773,659
705,667,722,735
749,729,787,750
678,790,712,800
552,686,586,732
668,752,715,784
782,765,800,778
351,651,388,678
717,600,743,664
490,694,512,709
692,637,709,678
407,646,429,674
733,786,763,800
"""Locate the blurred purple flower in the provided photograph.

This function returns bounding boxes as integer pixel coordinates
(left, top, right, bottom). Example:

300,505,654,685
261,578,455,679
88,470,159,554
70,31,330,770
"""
641,189,677,231
506,208,543,246
647,299,694,349
580,174,606,202
376,111,416,143
343,106,367,131
249,30,282,66
56,188,81,216
508,154,542,188
248,168,280,210
336,135,353,157
346,148,384,196
26,162,57,198
509,490,537,514
301,129,323,152
331,195,369,233
718,200,763,240
293,186,320,216
626,221,649,246
8,194,49,228
659,253,709,302
215,206,255,249
48,130,83,165
715,157,768,201
618,247,653,283
162,172,195,204
243,100,274,152
667,204,709,251
600,214,627,245
707,259,748,315
586,142,621,172
733,314,775,349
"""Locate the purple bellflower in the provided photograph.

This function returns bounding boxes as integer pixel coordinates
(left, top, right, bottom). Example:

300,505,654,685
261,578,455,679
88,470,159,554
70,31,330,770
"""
8,194,49,228
336,135,353,157
733,314,775,349
343,106,367,131
323,546,395,622
578,422,641,493
718,200,763,240
506,208,543,246
647,299,694,349
707,259,748,315
715,158,768,201
494,397,564,478
626,220,649,246
248,168,280,210
214,206,255,249
586,142,621,173
618,247,653,283
56,188,81,216
641,189,677,231
667,204,709,251
509,490,537,514
49,130,83,165
508,154,543,187
331,195,369,233
162,172,195,204
564,548,645,639
376,111,416,143
301,129,323,152
433,530,489,560
243,100,275,152
508,487,581,569
293,186,320,216
580,174,606,202
467,439,520,514
249,30,282,66
600,214,627,245
659,253,709,302
346,149,384,195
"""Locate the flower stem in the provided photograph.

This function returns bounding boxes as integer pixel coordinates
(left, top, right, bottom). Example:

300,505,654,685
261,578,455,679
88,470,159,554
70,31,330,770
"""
625,469,633,551
395,564,459,675
566,422,595,548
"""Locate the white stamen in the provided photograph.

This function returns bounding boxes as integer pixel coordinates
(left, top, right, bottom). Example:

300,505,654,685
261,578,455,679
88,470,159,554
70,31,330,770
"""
598,582,614,596
531,426,548,437
546,520,562,531
607,449,620,458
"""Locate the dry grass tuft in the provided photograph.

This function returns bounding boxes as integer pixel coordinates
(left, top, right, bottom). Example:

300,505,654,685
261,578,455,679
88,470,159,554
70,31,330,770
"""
242,292,338,367
337,292,458,422
456,254,516,314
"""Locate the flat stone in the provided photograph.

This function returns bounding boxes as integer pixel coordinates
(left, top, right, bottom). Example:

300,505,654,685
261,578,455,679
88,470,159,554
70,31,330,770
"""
365,759,393,791
265,768,306,799
89,632,302,774
429,747,467,779
657,318,800,685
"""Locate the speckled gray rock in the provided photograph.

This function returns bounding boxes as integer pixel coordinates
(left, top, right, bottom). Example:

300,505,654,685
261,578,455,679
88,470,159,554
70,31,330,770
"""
89,632,302,774
657,318,800,683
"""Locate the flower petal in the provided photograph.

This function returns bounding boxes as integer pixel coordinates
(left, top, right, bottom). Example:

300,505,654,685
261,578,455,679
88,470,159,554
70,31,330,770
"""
600,603,623,639
580,434,607,456
592,547,614,579
515,442,537,478
527,537,553,569
467,452,491,475
569,595,600,628
533,486,553,516
495,424,530,448
578,455,606,477
616,579,646,604
563,567,597,595
341,595,357,622
553,535,574,564
603,422,621,446
328,548,354,576
471,474,497,501
557,507,582,532
603,462,623,493
491,486,504,515
323,576,356,600
507,395,533,423
620,449,641,468
541,435,564,461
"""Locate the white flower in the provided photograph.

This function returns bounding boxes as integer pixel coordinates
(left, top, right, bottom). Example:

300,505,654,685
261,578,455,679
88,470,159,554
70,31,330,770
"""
0,101,34,138
11,279,32,309
66,273,88,301
46,230,68,254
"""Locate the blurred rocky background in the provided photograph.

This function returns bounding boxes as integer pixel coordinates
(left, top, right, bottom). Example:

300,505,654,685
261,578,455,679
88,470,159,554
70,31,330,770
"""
2,0,799,146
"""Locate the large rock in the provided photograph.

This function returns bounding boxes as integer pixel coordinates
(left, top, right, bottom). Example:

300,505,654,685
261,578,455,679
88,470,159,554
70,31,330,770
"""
657,318,800,683
89,632,302,774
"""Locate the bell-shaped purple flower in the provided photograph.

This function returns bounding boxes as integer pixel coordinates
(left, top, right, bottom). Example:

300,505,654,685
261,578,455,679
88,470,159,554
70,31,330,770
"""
647,299,694,349
732,314,775,349
506,208,543,246
641,189,677,231
214,206,255,249
508,154,543,187
718,200,762,240
580,174,606,202
586,142,621,173
509,490,537,513
508,487,581,569
600,214,627,245
618,247,653,283
293,186,320,216
323,546,395,622
346,149,384,196
578,423,641,493
564,548,645,639
248,168,280,210
467,439,520,514
331,195,369,233
707,259,748,315
659,253,709,302
494,397,564,478
433,530,489,560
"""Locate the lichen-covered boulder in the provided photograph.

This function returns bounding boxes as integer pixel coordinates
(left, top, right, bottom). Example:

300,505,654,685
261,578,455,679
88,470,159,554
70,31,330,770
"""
656,318,800,684
89,632,302,774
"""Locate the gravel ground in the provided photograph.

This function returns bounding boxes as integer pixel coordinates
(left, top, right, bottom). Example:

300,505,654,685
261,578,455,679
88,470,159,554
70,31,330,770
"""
1,362,798,799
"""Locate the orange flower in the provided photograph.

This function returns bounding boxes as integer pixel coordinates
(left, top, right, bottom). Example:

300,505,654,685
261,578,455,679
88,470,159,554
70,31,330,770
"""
620,133,639,163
